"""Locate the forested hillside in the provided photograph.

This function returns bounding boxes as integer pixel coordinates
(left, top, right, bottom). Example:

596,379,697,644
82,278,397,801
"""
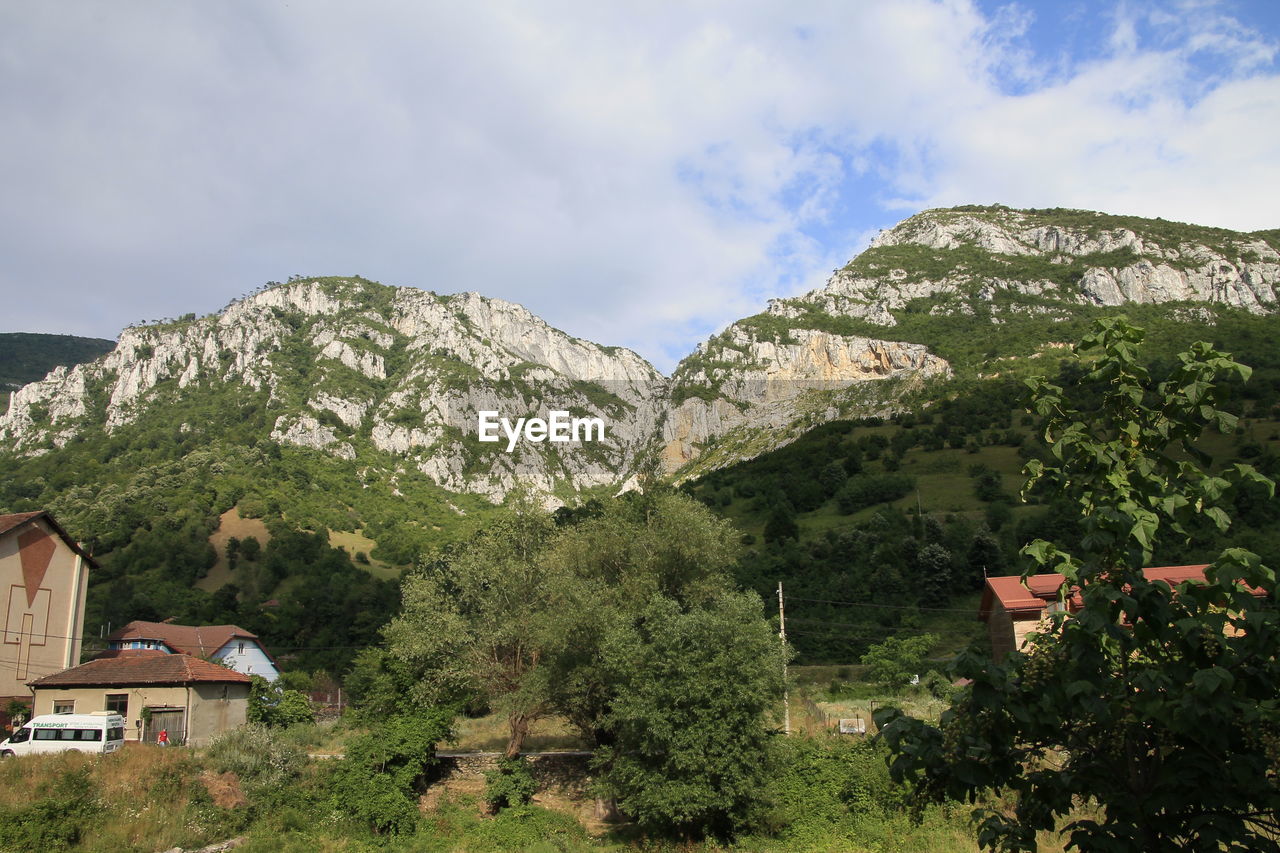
2,206,1278,681
0,332,115,392
686,341,1280,664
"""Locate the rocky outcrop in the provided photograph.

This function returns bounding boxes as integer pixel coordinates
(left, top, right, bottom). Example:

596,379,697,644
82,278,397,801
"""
6,207,1272,498
661,327,950,474
0,278,669,503
799,208,1280,325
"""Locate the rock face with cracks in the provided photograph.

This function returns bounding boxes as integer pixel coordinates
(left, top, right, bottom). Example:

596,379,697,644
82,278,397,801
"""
4,206,1276,499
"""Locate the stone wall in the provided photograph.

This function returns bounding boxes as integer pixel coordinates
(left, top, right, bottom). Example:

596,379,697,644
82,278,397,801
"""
434,751,594,794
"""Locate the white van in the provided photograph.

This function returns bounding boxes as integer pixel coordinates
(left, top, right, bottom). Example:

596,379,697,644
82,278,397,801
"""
0,712,125,757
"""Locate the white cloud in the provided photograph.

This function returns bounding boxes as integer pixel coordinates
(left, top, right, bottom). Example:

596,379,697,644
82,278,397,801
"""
0,1,1277,373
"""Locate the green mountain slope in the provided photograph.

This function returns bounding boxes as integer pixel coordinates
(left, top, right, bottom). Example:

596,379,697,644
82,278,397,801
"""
2,205,1277,675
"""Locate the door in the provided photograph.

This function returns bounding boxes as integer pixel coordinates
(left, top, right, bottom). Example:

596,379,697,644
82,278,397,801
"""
143,709,186,745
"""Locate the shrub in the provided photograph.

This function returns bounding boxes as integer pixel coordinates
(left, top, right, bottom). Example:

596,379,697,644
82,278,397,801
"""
205,723,306,790
328,710,452,835
0,765,101,851
484,756,537,813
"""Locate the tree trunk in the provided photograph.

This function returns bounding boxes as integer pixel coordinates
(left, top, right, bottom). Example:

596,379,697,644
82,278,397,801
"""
505,713,530,760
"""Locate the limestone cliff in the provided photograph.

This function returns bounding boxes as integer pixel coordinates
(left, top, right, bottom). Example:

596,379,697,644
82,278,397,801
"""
4,206,1275,500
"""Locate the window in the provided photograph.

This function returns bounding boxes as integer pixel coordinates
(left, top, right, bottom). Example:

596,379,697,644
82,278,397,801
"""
53,701,74,714
107,727,124,742
34,729,59,740
9,728,30,743
105,694,128,715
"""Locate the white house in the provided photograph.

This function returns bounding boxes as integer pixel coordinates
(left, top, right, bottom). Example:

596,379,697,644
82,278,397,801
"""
103,620,280,682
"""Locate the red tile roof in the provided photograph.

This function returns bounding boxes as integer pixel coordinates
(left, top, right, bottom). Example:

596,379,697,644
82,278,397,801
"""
28,650,251,688
0,511,98,566
979,564,1260,622
106,620,264,659
0,511,43,537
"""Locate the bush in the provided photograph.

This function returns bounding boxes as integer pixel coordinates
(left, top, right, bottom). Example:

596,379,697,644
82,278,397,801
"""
328,710,452,835
484,756,537,813
246,675,315,727
0,765,101,851
205,723,306,790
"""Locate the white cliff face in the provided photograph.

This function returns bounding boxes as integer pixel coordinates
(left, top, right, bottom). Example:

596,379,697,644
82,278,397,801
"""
0,278,669,503
661,327,951,474
818,208,1280,324
4,207,1274,499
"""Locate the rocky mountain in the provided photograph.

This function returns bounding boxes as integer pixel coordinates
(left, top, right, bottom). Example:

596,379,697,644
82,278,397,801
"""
659,205,1280,477
1,279,665,503
3,206,1278,504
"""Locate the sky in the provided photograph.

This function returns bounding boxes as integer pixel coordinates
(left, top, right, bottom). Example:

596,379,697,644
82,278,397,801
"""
2,1,1278,373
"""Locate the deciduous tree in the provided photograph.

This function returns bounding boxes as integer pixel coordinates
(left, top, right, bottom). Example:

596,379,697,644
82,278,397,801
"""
878,319,1279,851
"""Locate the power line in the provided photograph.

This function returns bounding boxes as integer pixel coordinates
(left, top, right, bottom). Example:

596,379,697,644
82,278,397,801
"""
787,595,977,614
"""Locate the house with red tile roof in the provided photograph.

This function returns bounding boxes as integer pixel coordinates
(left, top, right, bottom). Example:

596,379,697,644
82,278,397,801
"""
104,620,279,682
0,511,95,711
978,565,1260,661
28,649,251,745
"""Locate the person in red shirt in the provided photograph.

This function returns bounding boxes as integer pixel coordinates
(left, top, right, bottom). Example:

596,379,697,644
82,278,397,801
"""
157,729,169,747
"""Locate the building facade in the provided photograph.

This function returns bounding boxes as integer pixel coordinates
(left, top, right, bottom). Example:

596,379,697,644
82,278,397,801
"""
105,620,279,682
978,564,1248,661
0,512,94,706
28,650,251,746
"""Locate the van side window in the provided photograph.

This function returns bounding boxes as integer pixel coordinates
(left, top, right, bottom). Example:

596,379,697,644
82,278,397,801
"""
9,727,30,743
34,729,59,740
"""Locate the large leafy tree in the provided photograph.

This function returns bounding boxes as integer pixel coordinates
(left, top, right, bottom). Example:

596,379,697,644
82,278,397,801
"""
383,492,558,758
878,318,1280,851
596,590,784,839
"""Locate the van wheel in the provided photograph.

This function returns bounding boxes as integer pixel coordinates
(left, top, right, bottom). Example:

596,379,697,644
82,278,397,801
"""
0,750,13,758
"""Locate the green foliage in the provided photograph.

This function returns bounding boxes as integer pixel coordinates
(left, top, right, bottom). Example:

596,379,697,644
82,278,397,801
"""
836,473,915,514
385,492,559,758
328,710,453,835
755,736,912,845
205,723,307,790
879,318,1280,852
0,332,114,391
343,647,420,720
594,590,785,840
0,765,101,852
860,634,936,690
484,756,538,813
246,675,315,727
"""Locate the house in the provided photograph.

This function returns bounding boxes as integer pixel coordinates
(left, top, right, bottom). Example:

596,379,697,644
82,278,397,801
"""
978,564,1256,661
0,511,95,712
27,649,251,745
104,620,280,682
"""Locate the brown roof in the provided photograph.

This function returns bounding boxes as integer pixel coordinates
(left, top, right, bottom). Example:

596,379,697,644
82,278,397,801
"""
979,564,1261,622
28,650,251,688
0,511,98,567
0,511,43,537
106,620,263,658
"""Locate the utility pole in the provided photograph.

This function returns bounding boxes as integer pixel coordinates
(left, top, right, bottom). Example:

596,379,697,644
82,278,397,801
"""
778,582,790,735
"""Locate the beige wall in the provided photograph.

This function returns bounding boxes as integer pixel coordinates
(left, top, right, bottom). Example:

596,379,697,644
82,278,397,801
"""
1,518,89,699
32,682,249,747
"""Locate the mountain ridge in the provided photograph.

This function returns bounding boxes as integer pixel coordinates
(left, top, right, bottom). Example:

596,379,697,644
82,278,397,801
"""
4,204,1278,503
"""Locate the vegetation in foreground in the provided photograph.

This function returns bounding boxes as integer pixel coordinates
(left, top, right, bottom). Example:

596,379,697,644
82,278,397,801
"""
0,725,1001,853
881,319,1280,850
